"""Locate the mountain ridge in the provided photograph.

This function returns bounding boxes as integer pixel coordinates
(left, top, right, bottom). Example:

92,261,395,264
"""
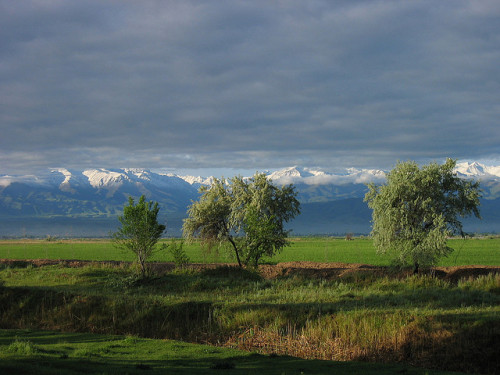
2,161,499,192
0,162,498,237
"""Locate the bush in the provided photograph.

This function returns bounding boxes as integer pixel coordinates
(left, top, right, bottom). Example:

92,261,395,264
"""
166,241,190,268
6,338,39,356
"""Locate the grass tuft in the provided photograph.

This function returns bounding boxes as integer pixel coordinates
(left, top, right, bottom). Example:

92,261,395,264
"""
458,273,500,293
5,338,39,356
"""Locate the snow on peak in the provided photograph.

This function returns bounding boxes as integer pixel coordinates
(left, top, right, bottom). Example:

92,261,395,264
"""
179,175,214,186
50,168,77,193
455,162,486,176
268,166,386,186
123,169,162,182
268,167,326,184
455,162,500,179
270,166,317,178
83,169,126,188
2,161,498,193
344,168,387,184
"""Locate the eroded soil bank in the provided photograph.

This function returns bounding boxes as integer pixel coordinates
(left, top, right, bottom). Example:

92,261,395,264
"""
1,259,499,374
1,258,499,282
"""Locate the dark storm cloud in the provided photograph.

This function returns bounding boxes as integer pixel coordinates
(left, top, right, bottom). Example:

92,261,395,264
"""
1,0,499,174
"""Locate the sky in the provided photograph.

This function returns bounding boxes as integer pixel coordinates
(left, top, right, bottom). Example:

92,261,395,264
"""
1,0,499,176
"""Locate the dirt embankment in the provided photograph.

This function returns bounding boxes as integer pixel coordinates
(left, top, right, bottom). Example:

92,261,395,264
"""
1,258,499,282
259,261,500,282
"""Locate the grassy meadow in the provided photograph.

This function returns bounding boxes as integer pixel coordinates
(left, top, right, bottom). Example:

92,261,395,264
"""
0,236,499,266
0,329,468,375
1,237,499,374
1,261,499,373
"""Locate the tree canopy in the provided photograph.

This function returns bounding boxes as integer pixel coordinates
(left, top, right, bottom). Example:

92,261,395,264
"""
112,195,166,276
364,159,481,273
183,173,300,267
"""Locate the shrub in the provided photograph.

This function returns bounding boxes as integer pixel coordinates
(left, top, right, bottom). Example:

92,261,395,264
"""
6,338,39,356
166,241,190,268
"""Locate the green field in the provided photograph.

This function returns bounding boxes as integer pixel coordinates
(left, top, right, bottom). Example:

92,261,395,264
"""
1,237,498,373
0,237,499,266
0,329,467,375
3,264,499,374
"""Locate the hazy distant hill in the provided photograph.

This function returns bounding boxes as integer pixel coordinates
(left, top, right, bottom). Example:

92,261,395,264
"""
0,163,498,237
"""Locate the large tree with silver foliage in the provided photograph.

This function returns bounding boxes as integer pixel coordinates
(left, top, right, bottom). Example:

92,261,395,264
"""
364,159,481,273
183,172,300,267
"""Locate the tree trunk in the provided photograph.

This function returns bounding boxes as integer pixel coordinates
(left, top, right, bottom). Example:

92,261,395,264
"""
413,262,419,274
138,251,147,278
228,237,242,267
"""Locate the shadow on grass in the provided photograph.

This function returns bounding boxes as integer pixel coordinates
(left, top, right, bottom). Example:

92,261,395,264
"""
222,286,499,319
0,329,463,375
0,329,114,346
0,356,455,375
0,260,33,270
396,312,500,374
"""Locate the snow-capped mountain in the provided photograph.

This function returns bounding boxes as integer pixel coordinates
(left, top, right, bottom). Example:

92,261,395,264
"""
178,175,215,186
267,166,386,187
0,168,198,220
268,166,323,180
1,168,194,196
1,162,499,207
0,163,498,237
2,162,497,193
455,162,500,180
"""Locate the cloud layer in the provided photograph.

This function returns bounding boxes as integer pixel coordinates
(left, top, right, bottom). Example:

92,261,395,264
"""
1,0,499,174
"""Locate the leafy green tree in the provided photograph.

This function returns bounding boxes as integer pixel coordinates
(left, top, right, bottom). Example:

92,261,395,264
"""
112,195,166,277
364,159,481,273
183,173,300,267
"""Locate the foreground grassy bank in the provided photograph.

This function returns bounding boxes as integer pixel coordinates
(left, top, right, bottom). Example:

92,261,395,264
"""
0,329,468,375
1,237,499,266
1,262,499,374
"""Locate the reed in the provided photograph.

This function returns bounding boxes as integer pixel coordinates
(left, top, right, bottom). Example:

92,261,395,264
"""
0,263,498,373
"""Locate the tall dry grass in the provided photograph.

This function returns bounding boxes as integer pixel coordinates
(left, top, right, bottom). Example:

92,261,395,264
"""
0,264,499,373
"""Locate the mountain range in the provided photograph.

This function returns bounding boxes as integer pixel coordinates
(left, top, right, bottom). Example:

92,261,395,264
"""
0,162,498,237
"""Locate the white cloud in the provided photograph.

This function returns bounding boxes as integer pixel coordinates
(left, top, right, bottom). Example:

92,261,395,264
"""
0,177,13,187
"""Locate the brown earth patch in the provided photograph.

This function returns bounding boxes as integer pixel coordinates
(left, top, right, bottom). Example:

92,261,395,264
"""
257,261,385,279
435,265,500,283
1,259,499,281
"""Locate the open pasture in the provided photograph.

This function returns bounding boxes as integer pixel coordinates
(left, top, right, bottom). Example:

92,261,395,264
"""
0,237,498,266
